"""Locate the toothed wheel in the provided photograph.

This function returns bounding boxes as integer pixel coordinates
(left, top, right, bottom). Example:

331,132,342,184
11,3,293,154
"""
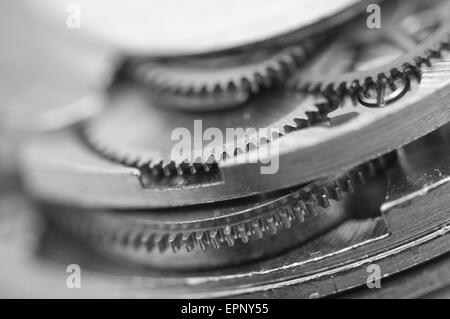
292,0,450,107
82,84,335,177
124,39,321,111
41,156,391,270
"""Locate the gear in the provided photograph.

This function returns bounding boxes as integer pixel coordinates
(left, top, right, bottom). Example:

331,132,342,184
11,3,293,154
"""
82,84,335,176
292,0,450,106
83,1,450,178
22,54,450,209
19,1,450,209
125,39,320,111
41,155,391,269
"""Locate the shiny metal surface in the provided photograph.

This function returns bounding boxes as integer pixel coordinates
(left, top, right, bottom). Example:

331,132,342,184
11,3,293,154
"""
38,157,389,269
2,0,450,299
20,57,450,208
1,125,448,297
26,0,367,55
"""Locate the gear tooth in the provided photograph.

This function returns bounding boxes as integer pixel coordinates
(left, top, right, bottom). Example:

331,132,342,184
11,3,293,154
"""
267,66,281,84
357,170,366,185
324,185,337,202
128,231,142,250
211,82,222,95
203,231,212,249
184,233,196,252
152,231,162,242
189,164,198,175
209,229,222,249
323,82,335,95
237,224,249,243
279,209,292,229
245,222,253,236
153,164,164,177
240,77,252,92
253,72,266,88
176,165,185,176
293,118,311,129
136,232,150,249
264,215,278,234
312,82,324,95
367,161,377,177
231,224,240,240
414,56,431,67
144,234,157,252
296,201,307,221
306,199,319,217
377,156,388,168
390,68,402,79
273,211,283,226
157,234,170,252
345,176,355,193
169,233,183,253
221,226,234,247
310,193,320,205
250,219,264,239
216,228,225,243
283,123,297,133
259,137,270,145
162,162,175,176
279,58,296,76
226,80,238,94
334,185,344,200
337,82,348,96
195,232,208,251
271,130,283,140
320,193,331,208
428,49,441,59
284,205,296,220
441,40,450,51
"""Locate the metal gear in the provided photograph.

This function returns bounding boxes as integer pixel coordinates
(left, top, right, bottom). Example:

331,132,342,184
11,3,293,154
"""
40,155,391,269
21,55,450,208
292,0,450,106
82,84,334,177
18,0,450,211
124,40,320,111
82,0,450,180
6,124,450,296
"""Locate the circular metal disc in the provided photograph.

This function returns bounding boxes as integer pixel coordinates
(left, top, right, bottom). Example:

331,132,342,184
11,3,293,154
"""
25,0,365,55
